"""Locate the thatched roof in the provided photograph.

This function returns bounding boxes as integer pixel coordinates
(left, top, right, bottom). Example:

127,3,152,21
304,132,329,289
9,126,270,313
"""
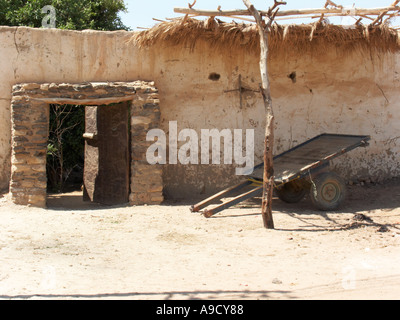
131,17,400,55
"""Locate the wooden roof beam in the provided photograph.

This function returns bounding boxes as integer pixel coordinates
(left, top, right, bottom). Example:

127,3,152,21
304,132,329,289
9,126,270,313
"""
173,6,400,18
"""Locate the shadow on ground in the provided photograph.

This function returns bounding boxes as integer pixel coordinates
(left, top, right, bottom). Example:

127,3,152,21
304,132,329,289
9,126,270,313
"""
41,178,400,233
0,288,291,300
190,178,400,233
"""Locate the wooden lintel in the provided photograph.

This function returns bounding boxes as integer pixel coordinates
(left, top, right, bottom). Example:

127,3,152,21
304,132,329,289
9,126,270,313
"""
31,95,136,106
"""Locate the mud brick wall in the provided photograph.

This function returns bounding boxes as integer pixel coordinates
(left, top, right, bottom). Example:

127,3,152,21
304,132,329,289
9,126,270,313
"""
10,81,163,207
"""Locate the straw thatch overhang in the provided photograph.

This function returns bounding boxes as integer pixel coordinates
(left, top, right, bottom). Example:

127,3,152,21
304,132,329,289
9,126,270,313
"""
131,17,400,55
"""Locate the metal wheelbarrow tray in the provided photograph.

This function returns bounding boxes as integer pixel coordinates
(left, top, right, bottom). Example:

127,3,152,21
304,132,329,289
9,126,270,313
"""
191,133,370,217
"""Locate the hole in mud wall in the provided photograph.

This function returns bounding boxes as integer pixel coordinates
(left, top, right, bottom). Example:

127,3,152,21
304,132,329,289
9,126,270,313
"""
288,71,297,83
208,72,221,81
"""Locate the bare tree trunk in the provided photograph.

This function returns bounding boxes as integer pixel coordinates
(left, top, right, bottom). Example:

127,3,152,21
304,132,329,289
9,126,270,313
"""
243,0,285,229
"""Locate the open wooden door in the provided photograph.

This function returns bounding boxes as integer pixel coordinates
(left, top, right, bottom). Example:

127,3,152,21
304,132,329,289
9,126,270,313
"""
83,103,130,205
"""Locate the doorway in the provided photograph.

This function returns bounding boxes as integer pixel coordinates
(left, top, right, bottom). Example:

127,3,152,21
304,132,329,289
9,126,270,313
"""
46,102,130,207
46,104,85,194
9,81,163,208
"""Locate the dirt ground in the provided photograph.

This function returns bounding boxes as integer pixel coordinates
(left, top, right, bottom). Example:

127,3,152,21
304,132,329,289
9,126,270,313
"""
0,179,400,300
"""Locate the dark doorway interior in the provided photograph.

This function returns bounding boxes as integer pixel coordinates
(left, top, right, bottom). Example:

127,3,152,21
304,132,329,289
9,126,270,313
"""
46,104,85,194
46,102,130,207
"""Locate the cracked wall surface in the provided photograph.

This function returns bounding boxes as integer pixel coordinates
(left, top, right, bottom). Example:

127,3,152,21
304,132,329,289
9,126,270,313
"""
1,26,400,198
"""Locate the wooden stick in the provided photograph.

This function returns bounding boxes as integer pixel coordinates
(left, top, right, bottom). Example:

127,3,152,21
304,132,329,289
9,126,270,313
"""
318,13,325,23
370,11,388,26
268,0,287,17
358,14,374,21
229,15,256,23
32,95,136,105
174,6,400,18
266,6,284,28
181,14,189,25
188,0,196,9
165,15,195,21
310,22,318,41
242,0,279,229
325,0,343,9
152,18,166,23
274,13,336,21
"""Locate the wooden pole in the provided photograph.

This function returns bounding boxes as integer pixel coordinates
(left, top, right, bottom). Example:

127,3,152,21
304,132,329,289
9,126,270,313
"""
174,6,400,19
242,0,286,229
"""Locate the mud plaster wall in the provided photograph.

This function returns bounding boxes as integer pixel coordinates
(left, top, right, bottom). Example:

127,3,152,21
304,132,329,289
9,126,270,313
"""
0,26,399,198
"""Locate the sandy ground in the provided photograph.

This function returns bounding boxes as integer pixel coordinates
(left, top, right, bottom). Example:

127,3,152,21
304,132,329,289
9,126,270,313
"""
0,179,400,300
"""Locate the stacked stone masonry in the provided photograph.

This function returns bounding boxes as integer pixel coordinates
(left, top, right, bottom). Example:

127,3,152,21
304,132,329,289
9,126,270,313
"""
10,81,163,207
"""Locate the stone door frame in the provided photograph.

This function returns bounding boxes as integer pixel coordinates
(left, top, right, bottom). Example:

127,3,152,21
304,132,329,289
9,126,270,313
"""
10,81,163,207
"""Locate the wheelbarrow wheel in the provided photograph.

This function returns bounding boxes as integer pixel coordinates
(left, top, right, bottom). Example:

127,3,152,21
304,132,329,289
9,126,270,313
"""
276,180,307,203
310,172,346,211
